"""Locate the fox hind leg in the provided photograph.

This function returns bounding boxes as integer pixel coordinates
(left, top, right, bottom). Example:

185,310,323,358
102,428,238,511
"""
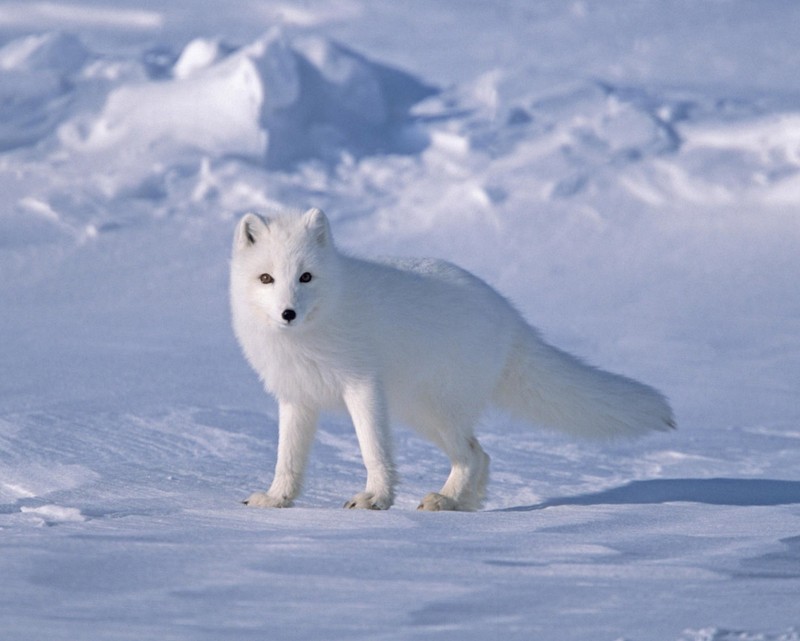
418,434,490,512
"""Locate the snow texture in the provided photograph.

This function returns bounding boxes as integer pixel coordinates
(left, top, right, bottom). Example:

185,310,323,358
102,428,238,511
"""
1,1,799,640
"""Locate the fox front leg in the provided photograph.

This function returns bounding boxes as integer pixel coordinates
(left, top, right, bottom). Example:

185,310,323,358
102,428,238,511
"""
342,381,396,510
244,401,318,508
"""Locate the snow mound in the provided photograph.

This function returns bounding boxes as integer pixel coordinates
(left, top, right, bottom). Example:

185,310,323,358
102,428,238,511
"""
678,112,800,203
409,71,800,214
0,31,89,74
0,32,90,150
65,29,435,168
20,504,87,525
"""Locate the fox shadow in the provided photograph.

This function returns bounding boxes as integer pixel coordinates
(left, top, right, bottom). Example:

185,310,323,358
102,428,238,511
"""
500,477,800,511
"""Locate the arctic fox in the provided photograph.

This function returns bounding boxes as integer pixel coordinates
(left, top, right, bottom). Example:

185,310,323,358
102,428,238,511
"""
231,208,674,511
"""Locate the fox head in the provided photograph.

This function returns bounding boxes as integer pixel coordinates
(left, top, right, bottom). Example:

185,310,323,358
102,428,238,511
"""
231,207,340,332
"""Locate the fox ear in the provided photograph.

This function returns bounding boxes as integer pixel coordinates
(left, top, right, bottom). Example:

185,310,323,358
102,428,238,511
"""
304,207,331,247
235,213,268,248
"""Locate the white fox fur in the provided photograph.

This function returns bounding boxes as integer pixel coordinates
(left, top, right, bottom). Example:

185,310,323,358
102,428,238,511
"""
230,208,674,511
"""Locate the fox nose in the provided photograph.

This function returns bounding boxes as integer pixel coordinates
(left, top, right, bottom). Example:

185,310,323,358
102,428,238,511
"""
281,309,297,323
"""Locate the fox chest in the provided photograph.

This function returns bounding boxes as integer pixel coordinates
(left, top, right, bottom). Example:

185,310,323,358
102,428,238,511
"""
250,337,358,408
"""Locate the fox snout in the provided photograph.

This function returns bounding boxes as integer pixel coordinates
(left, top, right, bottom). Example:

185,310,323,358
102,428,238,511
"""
281,309,297,323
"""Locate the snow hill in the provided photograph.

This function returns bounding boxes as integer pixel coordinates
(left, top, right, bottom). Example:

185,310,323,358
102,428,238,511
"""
1,2,799,640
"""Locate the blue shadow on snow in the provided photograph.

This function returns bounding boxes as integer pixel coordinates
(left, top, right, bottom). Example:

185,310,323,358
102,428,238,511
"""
500,478,800,512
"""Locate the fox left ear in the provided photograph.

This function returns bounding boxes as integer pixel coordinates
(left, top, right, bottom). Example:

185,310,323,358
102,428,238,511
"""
304,207,331,247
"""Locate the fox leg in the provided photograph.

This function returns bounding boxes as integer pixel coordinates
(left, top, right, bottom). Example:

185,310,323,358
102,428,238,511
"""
418,429,490,512
342,381,396,510
244,401,318,508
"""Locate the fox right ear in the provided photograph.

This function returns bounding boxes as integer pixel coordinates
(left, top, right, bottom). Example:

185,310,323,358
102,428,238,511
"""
235,213,267,248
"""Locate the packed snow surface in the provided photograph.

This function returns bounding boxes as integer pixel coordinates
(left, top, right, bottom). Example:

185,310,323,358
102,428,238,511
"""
1,2,799,640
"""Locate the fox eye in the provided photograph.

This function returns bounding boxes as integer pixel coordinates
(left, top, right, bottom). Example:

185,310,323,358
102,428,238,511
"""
299,272,312,283
259,273,274,284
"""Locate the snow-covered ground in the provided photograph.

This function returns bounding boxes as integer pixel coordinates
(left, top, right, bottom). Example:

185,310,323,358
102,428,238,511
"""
2,2,799,639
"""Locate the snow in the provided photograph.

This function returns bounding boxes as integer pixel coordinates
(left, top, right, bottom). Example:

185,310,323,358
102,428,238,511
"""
1,1,799,639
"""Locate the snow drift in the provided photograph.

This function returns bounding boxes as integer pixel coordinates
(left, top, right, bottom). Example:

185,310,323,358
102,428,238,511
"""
60,29,435,168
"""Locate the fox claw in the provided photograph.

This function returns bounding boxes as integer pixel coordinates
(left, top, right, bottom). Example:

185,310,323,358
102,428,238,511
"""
343,491,391,510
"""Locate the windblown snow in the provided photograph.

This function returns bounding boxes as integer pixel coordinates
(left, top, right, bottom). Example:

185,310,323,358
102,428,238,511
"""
1,2,799,640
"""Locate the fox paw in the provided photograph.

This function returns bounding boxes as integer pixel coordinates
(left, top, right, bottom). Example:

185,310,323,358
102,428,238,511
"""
344,491,392,510
242,491,292,508
417,492,461,511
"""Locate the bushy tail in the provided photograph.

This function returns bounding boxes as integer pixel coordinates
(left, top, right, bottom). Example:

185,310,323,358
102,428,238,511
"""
493,325,675,438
